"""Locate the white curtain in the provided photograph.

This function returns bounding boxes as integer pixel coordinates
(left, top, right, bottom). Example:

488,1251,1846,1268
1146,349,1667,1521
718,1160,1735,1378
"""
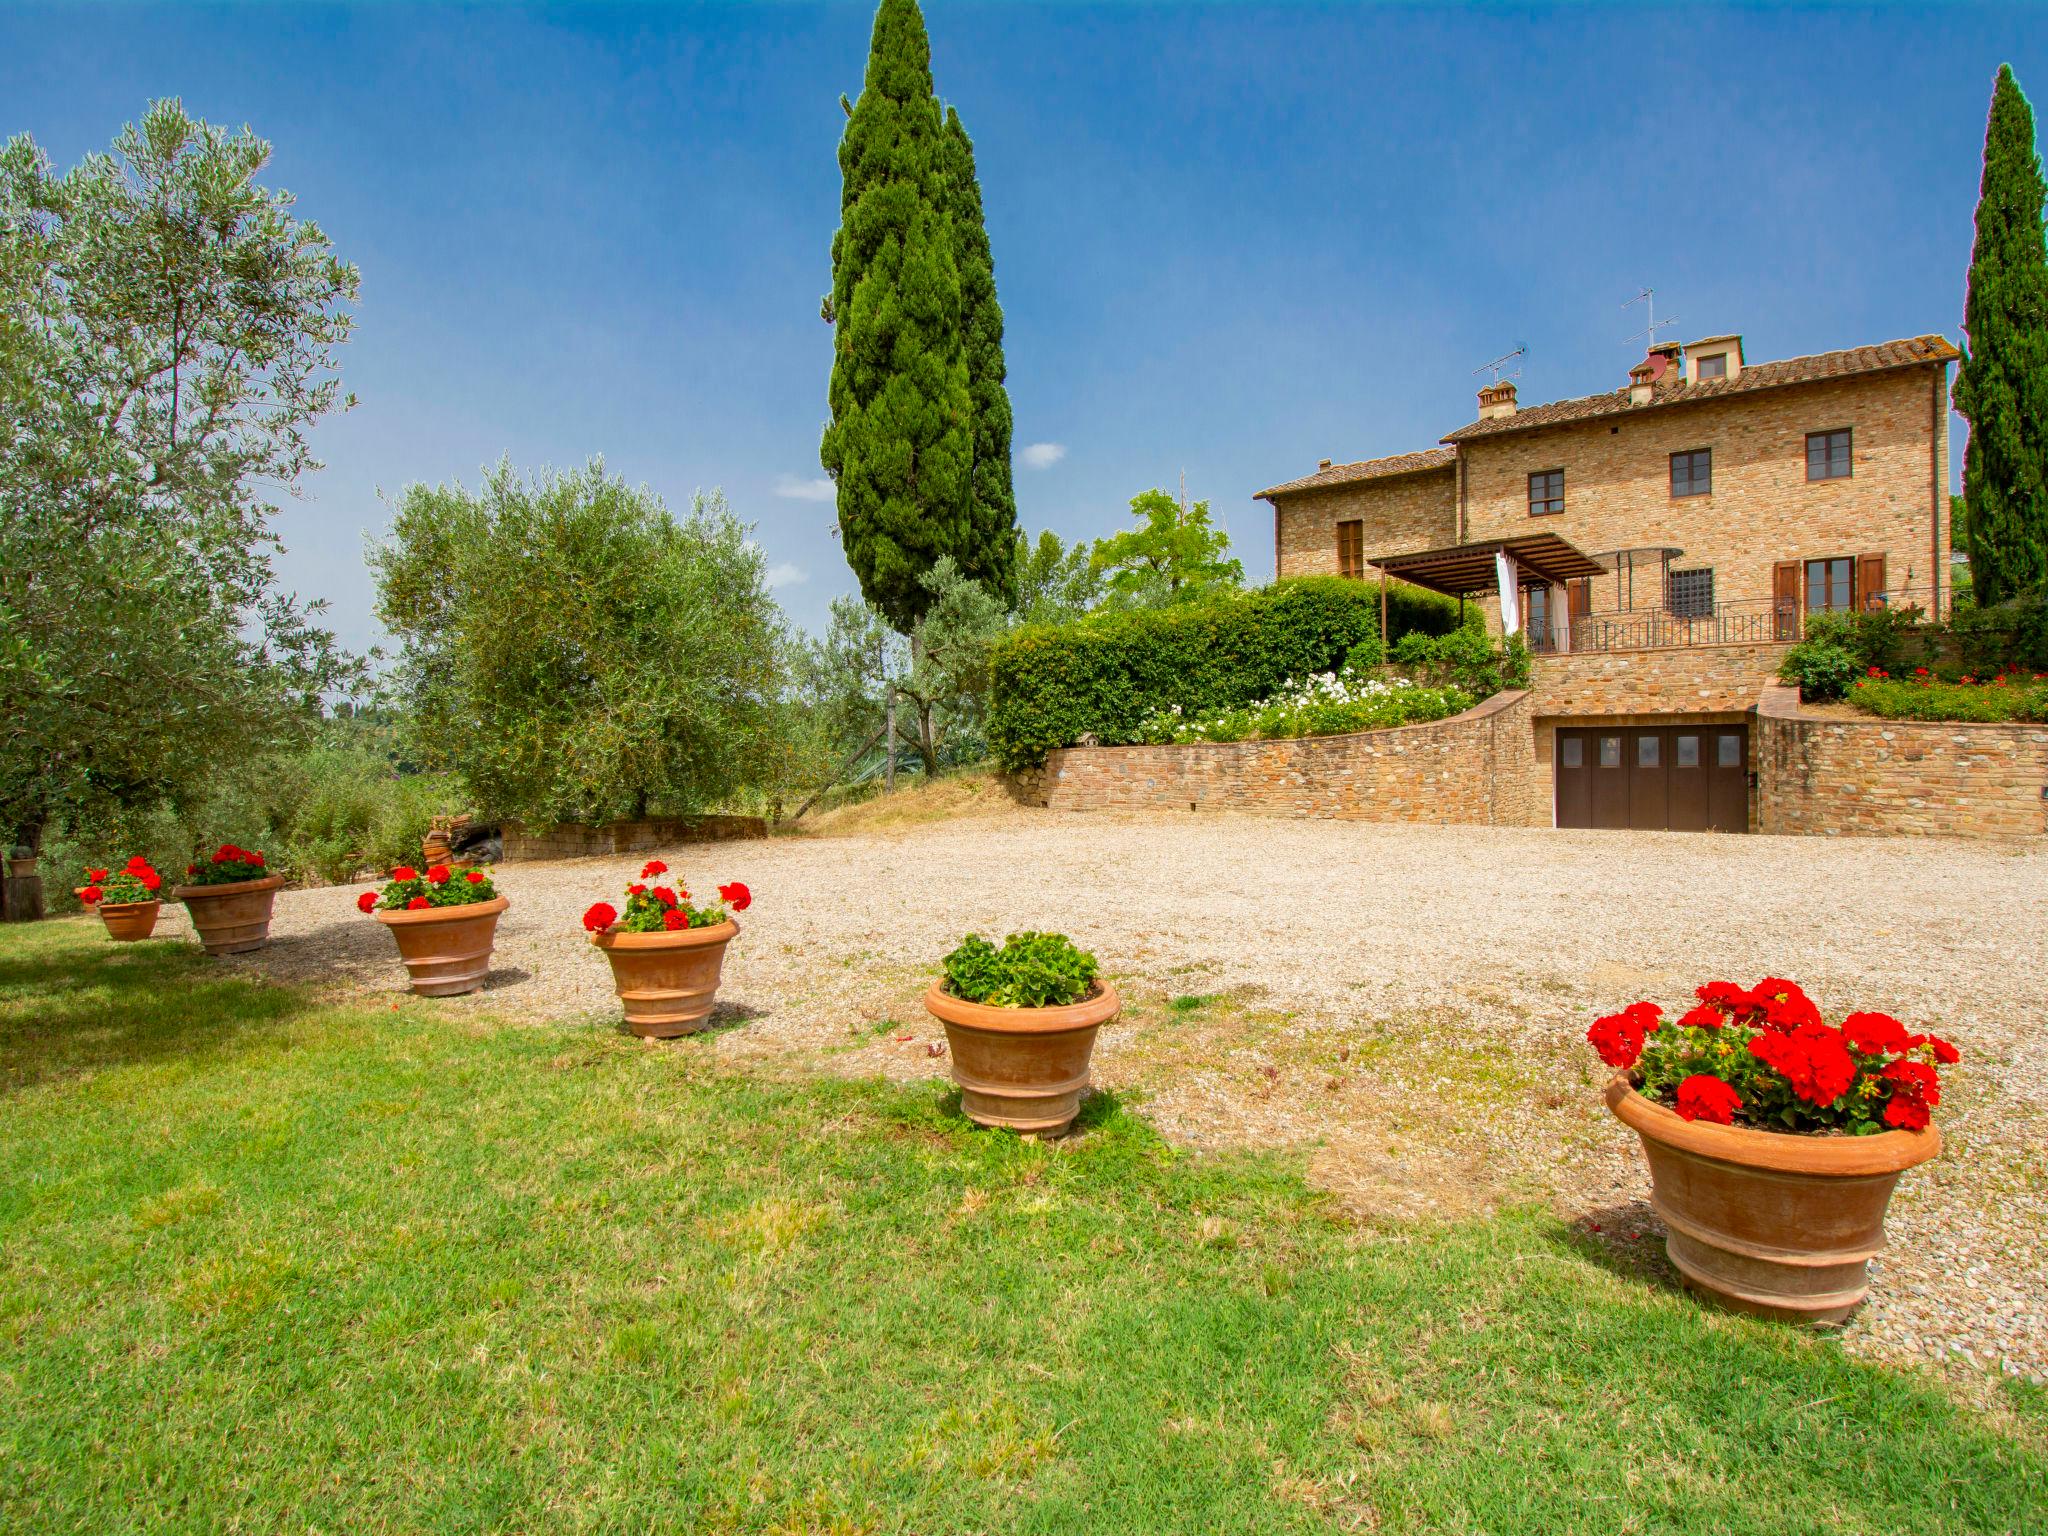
1496,552,1521,634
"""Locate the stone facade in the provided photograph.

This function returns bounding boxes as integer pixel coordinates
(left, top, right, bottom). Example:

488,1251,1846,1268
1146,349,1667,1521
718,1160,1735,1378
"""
1271,465,1457,580
1457,367,1950,616
1528,642,1788,716
1756,685,2048,838
1035,690,1544,825
502,814,766,861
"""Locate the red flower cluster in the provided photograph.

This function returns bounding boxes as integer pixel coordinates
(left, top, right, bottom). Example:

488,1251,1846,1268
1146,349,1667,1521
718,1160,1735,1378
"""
1675,1074,1742,1125
1590,976,1960,1134
81,855,161,904
358,861,499,916
1587,1001,1662,1069
718,881,752,912
581,862,753,936
214,844,265,868
583,902,617,932
357,891,378,913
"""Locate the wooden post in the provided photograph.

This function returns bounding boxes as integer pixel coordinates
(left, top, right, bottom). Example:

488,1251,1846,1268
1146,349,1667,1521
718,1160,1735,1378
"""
885,689,897,794
1379,570,1388,649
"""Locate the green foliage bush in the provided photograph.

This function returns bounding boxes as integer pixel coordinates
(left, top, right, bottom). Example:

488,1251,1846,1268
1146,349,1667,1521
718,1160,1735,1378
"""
1778,639,1860,702
1135,674,1473,744
1851,676,2048,723
941,932,1100,1009
986,577,1466,769
1391,628,1531,697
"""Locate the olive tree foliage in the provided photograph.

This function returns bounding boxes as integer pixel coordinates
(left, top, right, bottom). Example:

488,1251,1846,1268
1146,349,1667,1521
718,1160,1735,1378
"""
0,100,361,851
370,461,787,825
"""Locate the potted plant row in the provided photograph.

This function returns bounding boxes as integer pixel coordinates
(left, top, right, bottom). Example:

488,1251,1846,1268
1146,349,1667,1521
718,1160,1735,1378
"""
174,843,286,955
581,860,751,1037
1590,976,1956,1324
358,863,507,996
924,931,1118,1136
76,856,166,941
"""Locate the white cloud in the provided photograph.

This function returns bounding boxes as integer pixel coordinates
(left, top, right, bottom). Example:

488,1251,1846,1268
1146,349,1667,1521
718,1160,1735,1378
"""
764,562,809,590
1019,442,1067,470
773,473,836,502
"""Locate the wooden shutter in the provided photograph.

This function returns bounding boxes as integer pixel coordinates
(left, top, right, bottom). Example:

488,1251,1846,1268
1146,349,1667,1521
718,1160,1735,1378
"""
1856,553,1887,610
1772,560,1801,641
1337,520,1364,580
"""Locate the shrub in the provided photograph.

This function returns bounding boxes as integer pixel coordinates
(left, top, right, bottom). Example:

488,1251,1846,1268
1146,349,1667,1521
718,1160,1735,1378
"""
1390,627,1529,696
986,577,1465,769
1849,669,2048,722
942,932,1099,1009
1588,978,1958,1135
1777,639,1859,701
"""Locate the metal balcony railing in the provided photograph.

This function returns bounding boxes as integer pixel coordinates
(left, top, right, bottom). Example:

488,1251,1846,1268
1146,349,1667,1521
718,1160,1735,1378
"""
1523,588,1941,656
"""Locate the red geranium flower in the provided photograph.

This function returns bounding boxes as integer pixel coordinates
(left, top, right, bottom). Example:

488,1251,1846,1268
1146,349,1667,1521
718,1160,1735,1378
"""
87,867,108,882
1842,1011,1911,1056
1675,1074,1743,1125
405,896,430,910
1883,1095,1930,1130
1880,1057,1941,1107
357,891,377,913
80,885,104,904
627,883,647,896
1587,1011,1649,1070
650,886,678,908
1747,1027,1856,1107
1923,1034,1960,1065
582,902,617,933
125,855,150,873
186,863,198,875
138,871,161,892
465,870,485,884
718,881,751,911
1677,1004,1723,1030
391,865,418,882
426,864,451,885
214,844,239,862
662,908,687,931
641,859,668,878
245,850,265,867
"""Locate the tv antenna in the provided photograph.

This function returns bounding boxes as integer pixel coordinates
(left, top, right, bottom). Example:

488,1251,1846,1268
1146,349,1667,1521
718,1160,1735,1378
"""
1623,287,1680,351
1472,345,1526,384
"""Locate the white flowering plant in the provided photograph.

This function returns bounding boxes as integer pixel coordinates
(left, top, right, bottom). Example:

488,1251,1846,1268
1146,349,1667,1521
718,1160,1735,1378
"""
1133,668,1473,745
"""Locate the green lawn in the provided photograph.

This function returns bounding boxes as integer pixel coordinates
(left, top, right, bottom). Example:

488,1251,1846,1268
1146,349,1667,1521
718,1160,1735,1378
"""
1,921,2040,1535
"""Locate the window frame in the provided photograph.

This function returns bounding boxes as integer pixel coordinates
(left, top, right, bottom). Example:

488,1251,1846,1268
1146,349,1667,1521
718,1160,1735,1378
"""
1336,519,1365,580
1804,556,1855,614
1527,468,1565,518
1669,447,1713,499
1806,428,1853,482
1667,567,1715,619
1694,352,1729,381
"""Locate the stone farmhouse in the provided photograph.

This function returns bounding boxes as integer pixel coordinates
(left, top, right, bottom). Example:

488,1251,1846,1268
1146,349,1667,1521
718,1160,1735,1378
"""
1031,331,2044,838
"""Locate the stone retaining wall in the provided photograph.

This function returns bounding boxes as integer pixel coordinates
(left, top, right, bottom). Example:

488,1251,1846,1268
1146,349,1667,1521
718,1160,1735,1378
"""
1032,690,1544,824
1756,684,2048,838
502,814,767,861
1530,641,1788,715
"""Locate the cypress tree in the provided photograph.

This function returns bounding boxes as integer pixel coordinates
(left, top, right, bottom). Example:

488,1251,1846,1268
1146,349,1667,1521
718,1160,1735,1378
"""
821,0,973,633
1954,64,2048,605
942,106,1020,605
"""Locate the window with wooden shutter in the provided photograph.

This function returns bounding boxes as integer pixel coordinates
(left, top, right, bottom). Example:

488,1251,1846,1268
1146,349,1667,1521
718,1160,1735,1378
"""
1856,553,1888,610
1337,520,1364,579
1772,560,1801,641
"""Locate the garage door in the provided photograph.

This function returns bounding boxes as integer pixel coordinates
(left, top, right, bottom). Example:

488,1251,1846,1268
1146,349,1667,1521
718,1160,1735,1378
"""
1554,725,1749,832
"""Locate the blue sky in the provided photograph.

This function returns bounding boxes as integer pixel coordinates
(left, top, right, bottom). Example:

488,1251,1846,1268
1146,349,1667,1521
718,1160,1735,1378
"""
4,2,2041,652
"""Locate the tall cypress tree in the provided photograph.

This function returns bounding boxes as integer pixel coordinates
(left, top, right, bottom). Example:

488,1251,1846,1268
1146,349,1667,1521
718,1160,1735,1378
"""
821,0,972,633
1954,64,2048,605
942,106,1019,605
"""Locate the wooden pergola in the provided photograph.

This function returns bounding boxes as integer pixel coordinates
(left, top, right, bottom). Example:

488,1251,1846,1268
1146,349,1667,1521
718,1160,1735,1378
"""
1368,532,1611,642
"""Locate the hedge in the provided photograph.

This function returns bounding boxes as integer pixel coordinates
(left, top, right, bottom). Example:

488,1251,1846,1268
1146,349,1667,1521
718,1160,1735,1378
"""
987,576,1469,770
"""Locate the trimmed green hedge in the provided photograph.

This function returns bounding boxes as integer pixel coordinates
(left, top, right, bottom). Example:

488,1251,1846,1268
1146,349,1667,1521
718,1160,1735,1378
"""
987,577,1469,770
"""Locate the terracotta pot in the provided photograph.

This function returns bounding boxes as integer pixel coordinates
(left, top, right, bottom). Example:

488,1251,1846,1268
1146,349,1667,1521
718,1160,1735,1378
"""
1605,1076,1941,1325
922,981,1120,1135
173,873,285,956
591,919,739,1038
94,899,162,942
374,896,508,997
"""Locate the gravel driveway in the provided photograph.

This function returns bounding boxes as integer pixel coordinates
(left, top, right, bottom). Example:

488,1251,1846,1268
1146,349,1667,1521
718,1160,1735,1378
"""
193,807,2048,1388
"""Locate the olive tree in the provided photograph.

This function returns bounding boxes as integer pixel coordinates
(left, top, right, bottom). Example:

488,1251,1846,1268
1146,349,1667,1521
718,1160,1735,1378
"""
371,461,786,825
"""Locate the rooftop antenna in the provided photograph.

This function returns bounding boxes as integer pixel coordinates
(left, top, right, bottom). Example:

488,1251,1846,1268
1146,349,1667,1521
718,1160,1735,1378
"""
1623,287,1681,353
1473,345,1526,385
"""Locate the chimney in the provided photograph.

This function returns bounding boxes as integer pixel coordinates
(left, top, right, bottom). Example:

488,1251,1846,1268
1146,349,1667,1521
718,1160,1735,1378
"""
1628,350,1669,405
1476,380,1518,420
1318,458,1332,469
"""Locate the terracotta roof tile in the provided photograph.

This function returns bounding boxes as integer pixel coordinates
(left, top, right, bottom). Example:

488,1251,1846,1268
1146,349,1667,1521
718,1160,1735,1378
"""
1256,446,1456,500
1439,335,1958,443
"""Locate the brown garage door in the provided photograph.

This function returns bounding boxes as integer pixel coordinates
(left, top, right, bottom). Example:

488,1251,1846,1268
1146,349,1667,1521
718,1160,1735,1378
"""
1555,725,1749,832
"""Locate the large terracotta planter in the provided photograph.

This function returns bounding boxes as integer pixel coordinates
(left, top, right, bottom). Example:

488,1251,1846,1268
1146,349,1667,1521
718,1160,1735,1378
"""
374,896,508,997
94,899,161,943
591,919,739,1038
1605,1076,1941,1325
922,981,1120,1135
174,873,285,956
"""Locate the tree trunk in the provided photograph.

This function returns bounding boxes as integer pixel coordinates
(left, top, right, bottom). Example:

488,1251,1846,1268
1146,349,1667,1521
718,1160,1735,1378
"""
885,689,897,793
915,700,939,777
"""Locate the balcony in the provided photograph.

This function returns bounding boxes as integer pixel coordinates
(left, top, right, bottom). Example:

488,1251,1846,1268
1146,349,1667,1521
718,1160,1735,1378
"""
1524,588,1936,656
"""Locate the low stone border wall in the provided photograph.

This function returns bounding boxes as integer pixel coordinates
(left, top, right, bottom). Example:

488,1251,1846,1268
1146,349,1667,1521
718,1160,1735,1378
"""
1756,684,2048,838
1028,690,1544,824
502,814,767,861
